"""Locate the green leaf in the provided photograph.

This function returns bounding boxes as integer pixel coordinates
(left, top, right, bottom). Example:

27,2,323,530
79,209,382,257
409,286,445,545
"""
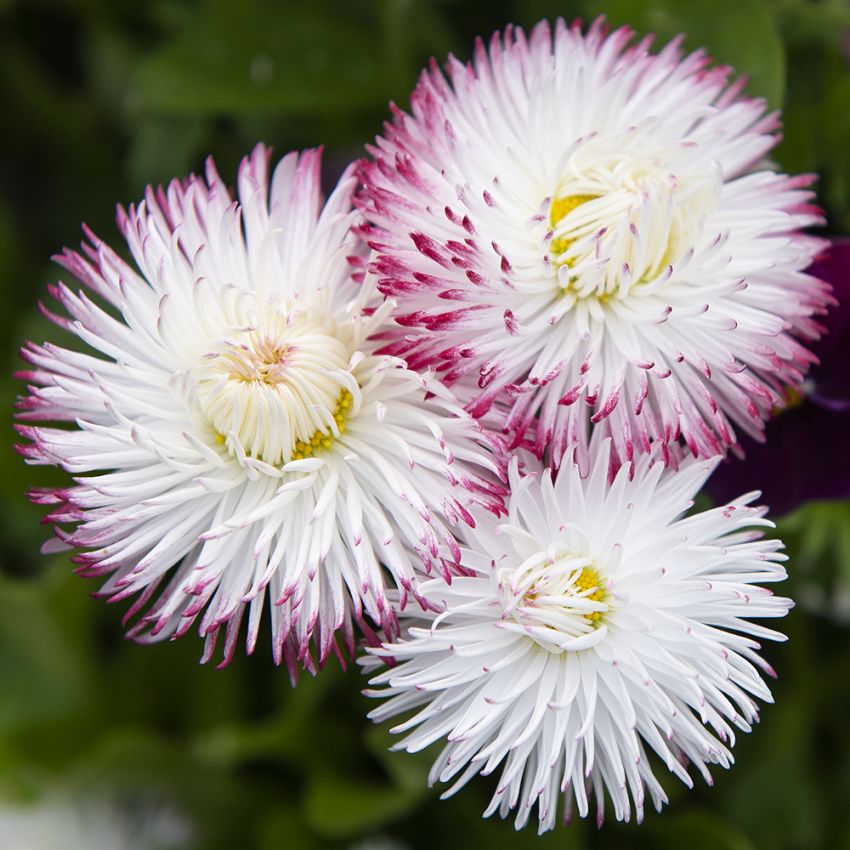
778,500,850,578
256,805,322,850
718,697,824,850
819,72,850,228
375,0,463,103
65,728,253,850
191,669,338,768
0,560,95,735
133,0,389,115
776,95,819,176
364,725,432,793
644,809,756,850
779,0,850,47
304,769,425,838
126,114,210,191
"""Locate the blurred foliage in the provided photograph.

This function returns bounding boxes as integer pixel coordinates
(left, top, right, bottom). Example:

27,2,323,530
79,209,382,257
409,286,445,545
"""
1,0,849,848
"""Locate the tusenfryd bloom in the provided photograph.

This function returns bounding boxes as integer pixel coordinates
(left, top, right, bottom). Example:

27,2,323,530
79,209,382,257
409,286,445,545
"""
359,18,831,470
364,440,791,831
16,145,505,674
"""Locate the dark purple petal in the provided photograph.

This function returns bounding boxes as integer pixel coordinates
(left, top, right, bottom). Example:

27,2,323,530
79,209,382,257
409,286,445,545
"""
707,405,850,515
708,238,850,515
808,238,850,401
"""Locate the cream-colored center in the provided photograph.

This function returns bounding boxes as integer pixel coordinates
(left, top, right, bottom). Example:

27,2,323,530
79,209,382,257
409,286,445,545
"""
547,144,719,301
498,549,609,653
194,305,352,465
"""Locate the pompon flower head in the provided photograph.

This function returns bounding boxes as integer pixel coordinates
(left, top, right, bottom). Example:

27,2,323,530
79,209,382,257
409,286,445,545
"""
364,441,792,832
16,144,505,675
359,17,831,469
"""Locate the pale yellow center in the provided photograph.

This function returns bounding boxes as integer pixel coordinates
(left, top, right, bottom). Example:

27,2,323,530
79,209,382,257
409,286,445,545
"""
194,305,354,466
549,194,599,261
291,388,354,460
545,146,720,301
215,332,291,385
498,552,610,654
572,566,607,626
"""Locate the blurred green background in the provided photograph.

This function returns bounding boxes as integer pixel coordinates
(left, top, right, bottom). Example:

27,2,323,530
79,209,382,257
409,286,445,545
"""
2,0,850,847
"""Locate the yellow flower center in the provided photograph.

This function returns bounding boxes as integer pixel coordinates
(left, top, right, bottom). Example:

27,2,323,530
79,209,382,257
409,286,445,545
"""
572,566,607,625
215,332,291,385
291,389,354,460
498,552,610,653
544,143,720,301
771,383,806,418
549,194,598,261
194,302,354,466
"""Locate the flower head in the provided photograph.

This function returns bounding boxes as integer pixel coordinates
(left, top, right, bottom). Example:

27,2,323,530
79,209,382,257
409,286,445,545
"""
359,18,830,469
17,145,505,674
365,442,791,831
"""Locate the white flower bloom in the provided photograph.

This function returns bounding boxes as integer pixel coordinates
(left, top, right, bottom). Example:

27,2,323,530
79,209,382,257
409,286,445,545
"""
17,145,505,673
359,18,831,469
364,441,791,831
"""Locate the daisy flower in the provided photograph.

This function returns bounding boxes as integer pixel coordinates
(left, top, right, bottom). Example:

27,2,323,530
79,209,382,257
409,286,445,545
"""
364,441,791,831
359,17,831,469
16,145,505,673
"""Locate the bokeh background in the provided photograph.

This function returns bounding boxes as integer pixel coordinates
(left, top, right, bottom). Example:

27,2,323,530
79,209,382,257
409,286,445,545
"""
2,0,850,847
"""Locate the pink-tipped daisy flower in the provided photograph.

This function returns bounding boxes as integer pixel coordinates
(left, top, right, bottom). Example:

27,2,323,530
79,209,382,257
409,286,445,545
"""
364,441,791,831
358,18,831,469
16,145,505,675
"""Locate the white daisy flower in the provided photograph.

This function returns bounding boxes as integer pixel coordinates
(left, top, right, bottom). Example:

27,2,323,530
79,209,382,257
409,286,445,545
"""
359,18,831,469
364,441,791,831
17,145,505,673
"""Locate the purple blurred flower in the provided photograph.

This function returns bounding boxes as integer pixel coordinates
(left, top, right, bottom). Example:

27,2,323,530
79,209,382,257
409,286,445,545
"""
708,239,850,515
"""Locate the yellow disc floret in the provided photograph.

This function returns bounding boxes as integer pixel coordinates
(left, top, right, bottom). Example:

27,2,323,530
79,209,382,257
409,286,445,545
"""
549,194,598,259
290,388,353,460
771,383,806,418
195,301,354,466
573,565,607,625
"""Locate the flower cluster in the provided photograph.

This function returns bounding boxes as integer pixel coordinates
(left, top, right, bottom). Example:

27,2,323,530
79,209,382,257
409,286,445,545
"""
16,16,840,834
